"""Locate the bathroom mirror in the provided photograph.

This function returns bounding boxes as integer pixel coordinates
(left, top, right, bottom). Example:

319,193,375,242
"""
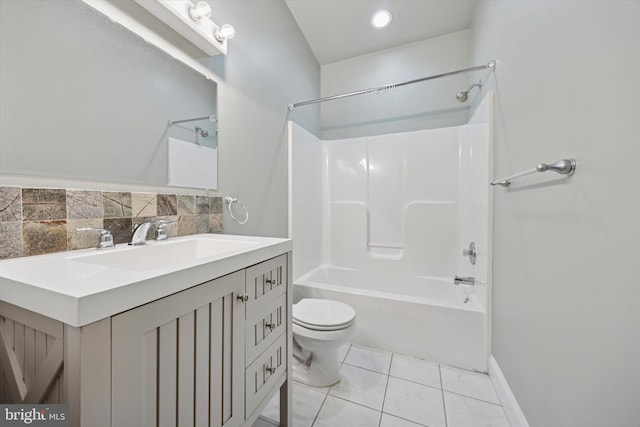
0,0,218,189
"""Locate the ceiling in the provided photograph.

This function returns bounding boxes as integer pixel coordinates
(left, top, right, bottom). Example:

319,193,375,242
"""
285,0,478,66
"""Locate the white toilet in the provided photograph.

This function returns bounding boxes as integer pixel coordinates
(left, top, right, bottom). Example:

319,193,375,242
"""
292,298,356,387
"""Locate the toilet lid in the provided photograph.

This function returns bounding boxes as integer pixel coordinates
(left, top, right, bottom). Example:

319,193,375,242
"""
293,299,356,331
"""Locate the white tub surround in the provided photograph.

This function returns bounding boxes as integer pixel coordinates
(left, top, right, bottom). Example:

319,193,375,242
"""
0,234,293,427
289,93,493,371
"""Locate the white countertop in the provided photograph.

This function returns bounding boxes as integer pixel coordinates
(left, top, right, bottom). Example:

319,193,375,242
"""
0,234,292,327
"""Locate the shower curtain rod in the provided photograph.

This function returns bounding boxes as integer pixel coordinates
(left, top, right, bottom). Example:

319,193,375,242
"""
287,60,495,110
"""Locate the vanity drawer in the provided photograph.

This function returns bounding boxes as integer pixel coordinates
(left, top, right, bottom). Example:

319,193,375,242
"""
245,293,287,366
245,254,287,318
245,332,286,418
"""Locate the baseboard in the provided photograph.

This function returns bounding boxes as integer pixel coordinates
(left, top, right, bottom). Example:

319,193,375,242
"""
488,355,530,427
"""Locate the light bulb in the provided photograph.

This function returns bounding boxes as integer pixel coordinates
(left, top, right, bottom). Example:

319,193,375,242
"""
188,1,212,21
214,24,235,42
370,10,392,29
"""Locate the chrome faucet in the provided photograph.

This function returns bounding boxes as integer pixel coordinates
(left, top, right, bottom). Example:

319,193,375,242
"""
454,275,475,286
129,219,178,245
129,221,155,246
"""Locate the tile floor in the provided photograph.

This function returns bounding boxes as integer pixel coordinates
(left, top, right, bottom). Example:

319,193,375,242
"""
257,344,511,427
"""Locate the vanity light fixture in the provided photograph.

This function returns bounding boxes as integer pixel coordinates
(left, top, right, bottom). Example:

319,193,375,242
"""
370,9,392,29
214,24,235,42
187,1,212,21
133,0,234,56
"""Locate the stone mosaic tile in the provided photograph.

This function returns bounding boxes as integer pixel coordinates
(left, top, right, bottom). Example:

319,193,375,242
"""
0,221,23,259
104,217,133,245
194,214,210,234
177,195,196,215
157,215,179,239
132,193,157,218
211,197,223,214
195,196,210,214
103,192,132,218
22,220,67,256
67,219,104,250
67,190,103,219
178,215,197,236
157,194,177,216
22,188,66,221
0,187,22,222
210,214,223,232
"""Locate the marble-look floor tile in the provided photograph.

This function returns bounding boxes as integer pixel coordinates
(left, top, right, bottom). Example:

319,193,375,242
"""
261,383,326,427
380,413,427,427
329,364,387,410
444,392,510,427
344,344,392,374
441,366,500,404
313,396,380,427
337,344,351,364
383,377,445,427
390,353,441,389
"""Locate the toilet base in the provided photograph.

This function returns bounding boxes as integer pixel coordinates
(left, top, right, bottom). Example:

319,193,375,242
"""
292,346,343,387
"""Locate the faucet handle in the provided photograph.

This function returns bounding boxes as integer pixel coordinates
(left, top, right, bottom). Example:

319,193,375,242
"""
76,227,115,249
154,219,178,241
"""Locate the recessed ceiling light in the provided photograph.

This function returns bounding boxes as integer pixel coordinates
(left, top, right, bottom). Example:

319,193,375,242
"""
370,9,392,29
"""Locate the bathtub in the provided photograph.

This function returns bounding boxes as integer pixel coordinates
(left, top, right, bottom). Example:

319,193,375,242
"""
294,265,488,372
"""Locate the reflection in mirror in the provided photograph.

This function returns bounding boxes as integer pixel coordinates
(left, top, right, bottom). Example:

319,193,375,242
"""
0,0,218,189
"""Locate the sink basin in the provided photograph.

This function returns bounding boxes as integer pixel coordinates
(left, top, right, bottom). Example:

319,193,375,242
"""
69,237,260,271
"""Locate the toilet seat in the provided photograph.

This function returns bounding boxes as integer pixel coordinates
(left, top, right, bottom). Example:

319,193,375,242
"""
293,299,356,331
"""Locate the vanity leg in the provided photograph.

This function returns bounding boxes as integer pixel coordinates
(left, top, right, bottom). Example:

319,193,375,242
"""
279,251,293,427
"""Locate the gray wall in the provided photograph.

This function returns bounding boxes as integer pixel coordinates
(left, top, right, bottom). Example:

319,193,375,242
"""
0,0,320,238
200,0,320,237
472,1,640,426
320,30,471,140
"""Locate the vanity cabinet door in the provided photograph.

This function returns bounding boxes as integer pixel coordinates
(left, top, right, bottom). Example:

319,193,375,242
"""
111,270,245,427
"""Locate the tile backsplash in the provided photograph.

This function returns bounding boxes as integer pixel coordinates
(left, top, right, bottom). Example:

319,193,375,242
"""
0,186,223,259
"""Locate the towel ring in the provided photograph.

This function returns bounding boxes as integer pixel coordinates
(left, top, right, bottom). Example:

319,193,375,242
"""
224,197,249,225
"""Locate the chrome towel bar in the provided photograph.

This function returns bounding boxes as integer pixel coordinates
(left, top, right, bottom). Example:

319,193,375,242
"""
491,158,576,187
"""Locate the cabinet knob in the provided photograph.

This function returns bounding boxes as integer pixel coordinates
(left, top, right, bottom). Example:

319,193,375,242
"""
237,293,249,303
265,322,276,331
265,365,276,374
265,278,276,285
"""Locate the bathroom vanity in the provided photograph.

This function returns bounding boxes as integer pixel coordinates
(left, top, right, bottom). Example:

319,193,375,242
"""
0,234,292,427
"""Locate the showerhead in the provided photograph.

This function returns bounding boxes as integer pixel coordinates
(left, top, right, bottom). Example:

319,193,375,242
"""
456,91,469,103
195,126,209,137
456,80,482,103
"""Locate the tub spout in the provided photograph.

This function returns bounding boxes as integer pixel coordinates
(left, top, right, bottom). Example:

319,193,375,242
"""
454,275,475,285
